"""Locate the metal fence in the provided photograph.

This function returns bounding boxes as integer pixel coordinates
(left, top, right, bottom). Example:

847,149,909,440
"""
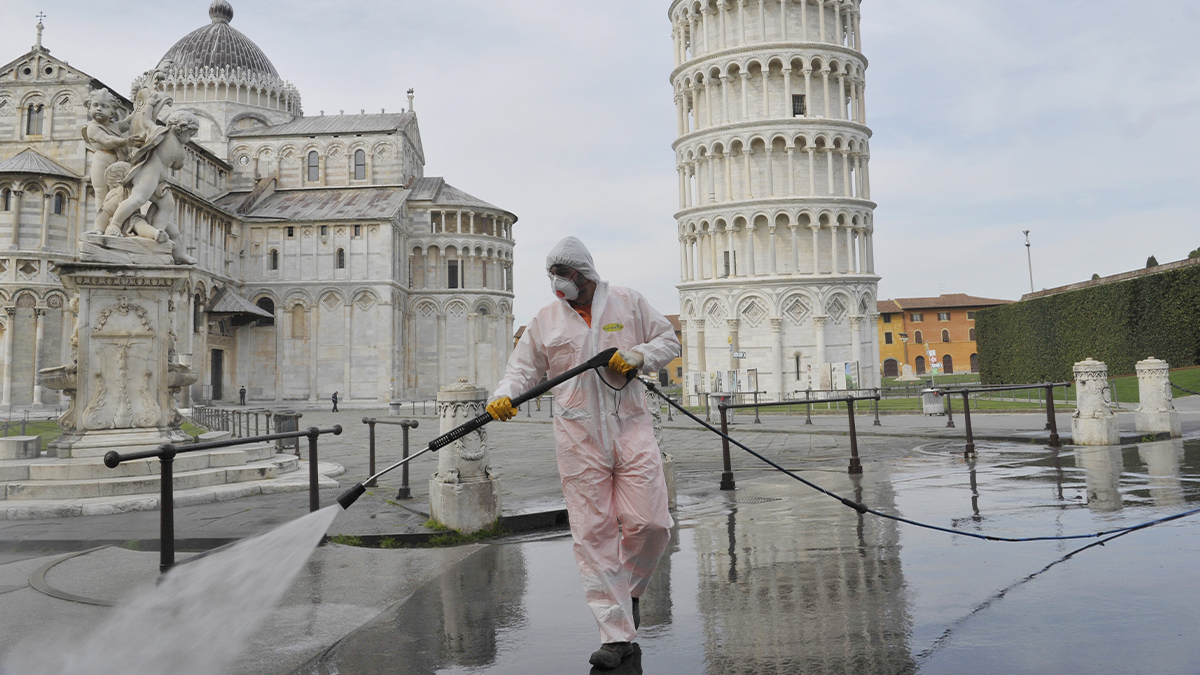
190,406,304,453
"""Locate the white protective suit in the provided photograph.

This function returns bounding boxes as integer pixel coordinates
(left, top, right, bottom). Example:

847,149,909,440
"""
493,237,680,644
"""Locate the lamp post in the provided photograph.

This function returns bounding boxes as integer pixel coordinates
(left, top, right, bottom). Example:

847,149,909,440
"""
1023,230,1034,293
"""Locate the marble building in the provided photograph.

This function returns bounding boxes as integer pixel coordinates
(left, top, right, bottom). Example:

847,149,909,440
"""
0,2,516,408
670,0,879,402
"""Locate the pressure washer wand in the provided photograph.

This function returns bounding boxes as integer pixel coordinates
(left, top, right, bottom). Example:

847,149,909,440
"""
336,347,619,509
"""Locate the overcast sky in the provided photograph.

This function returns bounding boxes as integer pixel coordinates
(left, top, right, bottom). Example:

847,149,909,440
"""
4,1,1199,326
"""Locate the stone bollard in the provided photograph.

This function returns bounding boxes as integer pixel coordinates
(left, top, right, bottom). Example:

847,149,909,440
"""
1071,358,1120,446
650,403,677,510
1135,357,1181,438
0,436,41,460
429,378,501,534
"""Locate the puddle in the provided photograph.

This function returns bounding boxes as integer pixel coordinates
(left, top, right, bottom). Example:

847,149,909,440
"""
297,439,1200,674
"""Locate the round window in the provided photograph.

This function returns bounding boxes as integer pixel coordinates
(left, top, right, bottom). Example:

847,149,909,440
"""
238,155,250,166
44,66,54,76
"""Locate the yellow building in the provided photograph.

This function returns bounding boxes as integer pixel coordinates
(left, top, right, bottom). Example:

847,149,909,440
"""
877,294,1011,378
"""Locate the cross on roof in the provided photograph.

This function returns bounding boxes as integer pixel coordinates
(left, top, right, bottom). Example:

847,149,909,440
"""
35,11,46,47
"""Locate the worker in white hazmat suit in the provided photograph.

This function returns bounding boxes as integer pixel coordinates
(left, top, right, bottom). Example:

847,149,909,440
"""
487,237,679,670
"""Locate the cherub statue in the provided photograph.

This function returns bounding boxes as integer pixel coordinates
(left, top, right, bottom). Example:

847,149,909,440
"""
127,60,175,146
108,109,199,265
95,161,165,241
80,89,134,212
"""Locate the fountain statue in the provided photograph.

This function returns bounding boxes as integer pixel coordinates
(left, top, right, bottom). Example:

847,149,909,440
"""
39,67,199,457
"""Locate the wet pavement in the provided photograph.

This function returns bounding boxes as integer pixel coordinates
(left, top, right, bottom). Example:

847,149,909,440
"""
292,438,1200,674
3,402,1200,674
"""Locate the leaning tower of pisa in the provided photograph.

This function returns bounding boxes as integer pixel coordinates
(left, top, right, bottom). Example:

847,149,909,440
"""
670,0,879,402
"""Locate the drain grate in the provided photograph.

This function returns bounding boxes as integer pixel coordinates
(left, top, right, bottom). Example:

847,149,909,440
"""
733,496,783,505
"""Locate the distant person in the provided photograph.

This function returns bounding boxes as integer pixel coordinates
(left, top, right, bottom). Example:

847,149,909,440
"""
487,237,679,670
331,391,339,412
239,385,246,406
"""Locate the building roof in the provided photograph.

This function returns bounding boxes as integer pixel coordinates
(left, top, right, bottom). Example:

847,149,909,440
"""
663,314,682,332
214,187,408,222
208,287,273,318
406,176,507,213
877,294,1012,313
0,148,79,179
159,1,280,81
228,112,413,138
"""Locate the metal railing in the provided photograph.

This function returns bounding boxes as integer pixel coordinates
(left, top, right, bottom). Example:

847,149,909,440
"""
190,406,304,453
717,392,881,488
362,417,419,498
933,382,1072,456
2,408,61,437
102,425,343,573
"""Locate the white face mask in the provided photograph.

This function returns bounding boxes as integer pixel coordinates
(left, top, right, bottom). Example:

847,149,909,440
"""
551,276,579,301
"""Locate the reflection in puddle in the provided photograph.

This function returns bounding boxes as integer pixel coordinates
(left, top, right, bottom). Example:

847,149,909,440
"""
298,439,1200,674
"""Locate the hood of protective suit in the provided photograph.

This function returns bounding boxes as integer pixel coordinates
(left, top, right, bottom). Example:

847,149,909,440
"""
546,236,600,284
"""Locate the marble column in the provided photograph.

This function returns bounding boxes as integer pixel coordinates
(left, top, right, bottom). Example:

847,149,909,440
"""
814,315,827,371
771,317,783,400
1135,357,1181,437
1,307,13,405
850,315,862,377
31,308,45,405
727,319,739,372
9,190,22,247
1071,358,1120,446
696,319,707,373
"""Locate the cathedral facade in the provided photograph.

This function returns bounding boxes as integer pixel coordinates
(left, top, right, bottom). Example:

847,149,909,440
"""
0,2,516,408
670,0,879,402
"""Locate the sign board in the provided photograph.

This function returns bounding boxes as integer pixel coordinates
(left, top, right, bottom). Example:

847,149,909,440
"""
732,351,747,359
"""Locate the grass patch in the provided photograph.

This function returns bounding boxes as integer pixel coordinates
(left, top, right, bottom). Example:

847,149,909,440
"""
424,519,510,547
327,534,363,547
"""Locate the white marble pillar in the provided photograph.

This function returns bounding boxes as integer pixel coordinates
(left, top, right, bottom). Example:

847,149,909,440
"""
810,225,821,273
814,315,827,369
768,225,778,274
1,307,13,405
746,224,756,276
783,68,793,117
429,379,501,534
696,318,707,373
1135,357,1181,437
727,319,739,371
720,76,731,123
467,313,478,384
31,308,45,405
771,317,783,400
9,190,22,247
740,72,751,120
806,148,816,195
850,315,862,375
1071,358,1120,445
821,68,830,118
760,71,770,119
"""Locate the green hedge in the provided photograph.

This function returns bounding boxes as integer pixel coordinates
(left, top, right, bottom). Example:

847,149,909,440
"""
976,263,1200,383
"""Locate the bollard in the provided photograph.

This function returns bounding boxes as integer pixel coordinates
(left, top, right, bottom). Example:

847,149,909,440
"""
753,391,761,424
805,387,813,425
159,446,176,573
1046,384,1061,448
719,404,735,491
961,391,975,457
846,397,862,474
549,396,554,417
873,388,881,426
365,418,377,486
398,419,418,499
527,399,532,417
308,427,320,512
666,397,673,421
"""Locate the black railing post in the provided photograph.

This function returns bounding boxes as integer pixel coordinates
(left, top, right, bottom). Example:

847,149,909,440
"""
666,397,673,421
961,391,975,457
1046,384,1061,448
846,398,862,474
308,427,320,512
160,445,176,573
398,419,417,499
719,403,735,491
365,418,377,487
705,393,711,422
805,387,813,425
753,391,761,424
945,391,955,428
549,396,554,417
873,388,881,426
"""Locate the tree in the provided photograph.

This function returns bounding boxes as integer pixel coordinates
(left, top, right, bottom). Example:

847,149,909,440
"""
1189,247,1200,259
1146,255,1159,268
1091,273,1101,281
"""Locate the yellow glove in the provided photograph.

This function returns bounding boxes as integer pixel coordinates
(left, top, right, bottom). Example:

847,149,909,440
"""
607,349,644,375
487,396,517,421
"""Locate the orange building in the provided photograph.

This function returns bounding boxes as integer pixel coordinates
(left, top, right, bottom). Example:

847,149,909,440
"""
876,294,1011,378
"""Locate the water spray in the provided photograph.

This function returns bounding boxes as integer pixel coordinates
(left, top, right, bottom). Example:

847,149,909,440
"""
336,347,620,509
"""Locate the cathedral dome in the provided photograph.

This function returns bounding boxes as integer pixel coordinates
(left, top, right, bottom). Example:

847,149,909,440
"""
157,1,280,80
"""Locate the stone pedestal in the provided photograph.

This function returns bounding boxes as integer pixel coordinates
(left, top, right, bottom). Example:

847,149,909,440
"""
1135,357,1181,438
38,263,197,458
896,364,920,381
1071,358,1120,446
429,379,501,534
0,436,40,460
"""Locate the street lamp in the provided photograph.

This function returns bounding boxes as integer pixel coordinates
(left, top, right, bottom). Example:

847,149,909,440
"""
1023,230,1034,293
